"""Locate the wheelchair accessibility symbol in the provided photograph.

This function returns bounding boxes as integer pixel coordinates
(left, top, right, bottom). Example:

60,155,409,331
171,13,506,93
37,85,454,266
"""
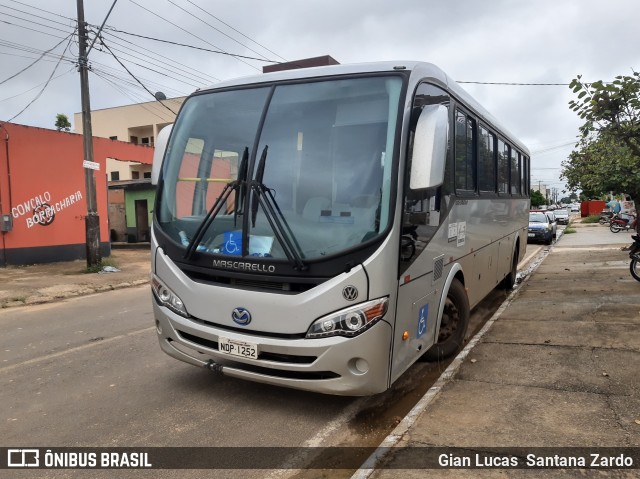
417,305,428,338
222,230,242,256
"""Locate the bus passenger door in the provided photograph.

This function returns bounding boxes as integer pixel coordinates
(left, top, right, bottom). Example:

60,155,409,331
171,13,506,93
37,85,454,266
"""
391,191,444,384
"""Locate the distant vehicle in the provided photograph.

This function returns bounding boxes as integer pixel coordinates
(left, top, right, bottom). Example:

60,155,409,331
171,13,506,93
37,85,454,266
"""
528,211,554,245
554,209,569,225
570,203,580,212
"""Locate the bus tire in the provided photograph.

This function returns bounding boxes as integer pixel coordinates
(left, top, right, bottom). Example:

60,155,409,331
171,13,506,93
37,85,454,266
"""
422,279,470,361
501,249,518,290
631,258,640,282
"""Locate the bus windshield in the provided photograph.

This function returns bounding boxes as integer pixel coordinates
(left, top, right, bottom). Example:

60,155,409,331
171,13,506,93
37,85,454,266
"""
156,75,403,263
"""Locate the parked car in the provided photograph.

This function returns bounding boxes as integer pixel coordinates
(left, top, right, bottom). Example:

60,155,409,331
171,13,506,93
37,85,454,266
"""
570,203,580,212
528,211,555,245
554,209,570,225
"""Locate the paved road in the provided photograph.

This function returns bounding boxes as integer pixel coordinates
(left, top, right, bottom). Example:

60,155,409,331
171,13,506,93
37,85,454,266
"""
1,245,541,479
1,287,370,478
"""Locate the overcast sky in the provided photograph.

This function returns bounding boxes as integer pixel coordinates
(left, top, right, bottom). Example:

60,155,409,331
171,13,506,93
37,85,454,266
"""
1,0,639,195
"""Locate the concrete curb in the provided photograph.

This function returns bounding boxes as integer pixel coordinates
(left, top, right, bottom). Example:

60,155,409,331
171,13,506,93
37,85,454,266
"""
1,278,150,309
350,245,552,478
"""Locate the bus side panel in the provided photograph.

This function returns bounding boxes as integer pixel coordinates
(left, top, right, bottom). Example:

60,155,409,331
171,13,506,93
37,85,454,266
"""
392,272,440,384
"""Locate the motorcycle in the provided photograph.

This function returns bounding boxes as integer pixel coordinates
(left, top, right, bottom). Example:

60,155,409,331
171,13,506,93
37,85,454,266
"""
630,234,640,282
599,210,614,225
610,214,637,233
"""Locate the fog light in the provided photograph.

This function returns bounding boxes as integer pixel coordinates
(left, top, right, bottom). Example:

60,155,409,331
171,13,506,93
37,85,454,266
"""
348,357,369,375
155,319,162,335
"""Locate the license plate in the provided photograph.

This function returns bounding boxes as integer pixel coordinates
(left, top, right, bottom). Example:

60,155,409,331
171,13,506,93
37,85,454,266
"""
218,336,258,359
528,233,535,237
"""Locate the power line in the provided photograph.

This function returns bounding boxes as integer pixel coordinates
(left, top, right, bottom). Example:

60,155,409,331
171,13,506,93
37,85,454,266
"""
99,38,177,114
93,30,215,86
126,0,263,70
101,26,279,63
166,0,270,62
0,67,75,103
93,41,203,89
0,9,76,35
6,0,75,21
92,69,177,123
99,29,219,83
5,30,75,123
1,34,73,85
185,0,287,62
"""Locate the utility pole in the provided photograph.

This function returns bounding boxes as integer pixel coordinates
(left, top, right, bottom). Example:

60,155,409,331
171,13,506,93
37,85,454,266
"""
76,0,100,267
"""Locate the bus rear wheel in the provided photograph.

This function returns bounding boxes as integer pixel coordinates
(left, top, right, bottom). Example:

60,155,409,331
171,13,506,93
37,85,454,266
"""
422,279,470,361
501,249,518,290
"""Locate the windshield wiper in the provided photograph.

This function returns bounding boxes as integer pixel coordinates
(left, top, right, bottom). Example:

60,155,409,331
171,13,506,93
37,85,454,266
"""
250,145,307,271
183,147,248,260
233,146,249,227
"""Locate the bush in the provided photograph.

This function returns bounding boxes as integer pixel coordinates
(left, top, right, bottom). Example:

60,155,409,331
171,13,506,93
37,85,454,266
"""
580,215,601,223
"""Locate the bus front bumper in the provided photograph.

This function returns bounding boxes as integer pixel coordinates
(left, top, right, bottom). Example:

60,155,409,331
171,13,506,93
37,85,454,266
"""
153,301,393,396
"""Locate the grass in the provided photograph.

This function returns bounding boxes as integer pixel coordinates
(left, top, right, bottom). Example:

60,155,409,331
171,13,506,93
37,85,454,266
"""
580,215,601,224
563,227,577,234
82,258,120,274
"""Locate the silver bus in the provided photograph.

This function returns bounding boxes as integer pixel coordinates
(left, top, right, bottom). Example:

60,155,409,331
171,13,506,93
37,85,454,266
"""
150,61,530,396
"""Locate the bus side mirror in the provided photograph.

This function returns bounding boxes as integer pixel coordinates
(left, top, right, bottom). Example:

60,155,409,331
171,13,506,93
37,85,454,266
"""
152,124,173,185
410,105,448,190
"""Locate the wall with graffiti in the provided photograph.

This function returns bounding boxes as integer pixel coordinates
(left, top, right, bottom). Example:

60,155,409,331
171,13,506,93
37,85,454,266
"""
0,123,153,266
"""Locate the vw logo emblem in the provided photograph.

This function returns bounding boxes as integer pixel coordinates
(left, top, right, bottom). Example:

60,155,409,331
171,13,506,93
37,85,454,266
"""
232,307,251,325
342,286,358,301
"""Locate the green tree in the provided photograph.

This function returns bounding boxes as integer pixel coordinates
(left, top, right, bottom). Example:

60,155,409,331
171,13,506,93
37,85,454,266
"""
530,189,545,207
55,113,71,132
561,71,640,199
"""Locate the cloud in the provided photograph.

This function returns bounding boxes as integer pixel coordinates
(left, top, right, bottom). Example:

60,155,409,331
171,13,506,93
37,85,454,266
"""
2,0,639,190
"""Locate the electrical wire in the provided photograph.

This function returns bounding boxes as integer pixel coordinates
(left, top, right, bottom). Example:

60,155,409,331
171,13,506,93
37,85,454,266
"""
99,37,177,114
166,0,270,61
0,2,75,28
184,0,287,62
5,0,75,21
101,26,277,64
98,29,219,83
0,67,75,103
126,0,262,70
92,42,203,89
92,69,177,123
92,30,213,87
1,33,74,85
5,29,76,123
0,10,76,36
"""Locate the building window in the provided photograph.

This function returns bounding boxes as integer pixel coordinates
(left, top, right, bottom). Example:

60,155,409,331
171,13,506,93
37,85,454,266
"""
130,136,138,144
109,136,118,140
143,171,151,179
110,171,120,181
141,137,150,146
131,171,140,179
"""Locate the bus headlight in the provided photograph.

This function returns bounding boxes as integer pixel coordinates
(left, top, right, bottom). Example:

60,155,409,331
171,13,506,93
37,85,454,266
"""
151,275,189,318
306,298,388,339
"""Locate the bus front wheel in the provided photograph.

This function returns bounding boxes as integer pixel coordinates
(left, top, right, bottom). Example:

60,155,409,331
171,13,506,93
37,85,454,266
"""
422,278,470,361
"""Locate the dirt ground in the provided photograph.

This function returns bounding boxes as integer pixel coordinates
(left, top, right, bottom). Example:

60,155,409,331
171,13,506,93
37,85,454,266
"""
0,248,151,308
